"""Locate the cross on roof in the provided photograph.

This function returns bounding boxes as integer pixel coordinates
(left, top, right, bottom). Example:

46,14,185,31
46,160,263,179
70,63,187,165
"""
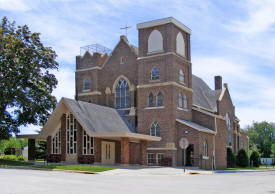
120,24,131,37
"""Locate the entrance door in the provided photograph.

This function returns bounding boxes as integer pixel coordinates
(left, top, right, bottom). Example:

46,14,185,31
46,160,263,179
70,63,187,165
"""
182,144,194,166
101,141,115,165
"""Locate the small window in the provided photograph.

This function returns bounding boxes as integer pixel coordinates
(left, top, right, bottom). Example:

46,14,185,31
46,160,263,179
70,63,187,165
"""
157,153,164,165
83,78,90,91
179,69,184,83
150,121,160,137
147,153,155,165
148,93,154,107
203,141,208,157
120,57,125,64
178,93,183,108
151,67,160,80
183,95,188,109
156,92,163,106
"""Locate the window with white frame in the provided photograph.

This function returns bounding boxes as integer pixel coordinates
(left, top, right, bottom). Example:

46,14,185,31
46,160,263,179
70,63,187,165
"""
83,130,94,155
66,113,77,154
183,95,188,109
150,121,160,137
156,92,163,106
151,67,160,80
115,78,130,109
157,153,164,165
83,78,90,91
147,153,155,164
52,128,61,154
179,69,184,83
178,93,183,108
203,141,208,157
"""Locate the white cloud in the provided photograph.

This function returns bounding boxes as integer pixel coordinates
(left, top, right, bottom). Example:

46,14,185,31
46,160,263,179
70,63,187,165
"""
0,0,31,11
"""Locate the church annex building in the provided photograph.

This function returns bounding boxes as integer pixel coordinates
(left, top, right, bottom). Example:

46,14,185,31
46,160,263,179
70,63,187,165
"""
20,17,248,169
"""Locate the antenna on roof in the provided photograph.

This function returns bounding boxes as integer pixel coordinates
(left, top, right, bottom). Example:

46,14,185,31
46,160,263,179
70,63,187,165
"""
120,23,131,38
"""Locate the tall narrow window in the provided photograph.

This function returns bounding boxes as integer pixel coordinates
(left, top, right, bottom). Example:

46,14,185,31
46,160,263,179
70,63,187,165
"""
83,130,94,155
176,32,185,57
179,69,184,83
226,113,232,146
83,78,90,91
66,114,77,154
178,93,183,108
150,121,160,137
52,128,61,154
183,95,188,109
115,78,130,109
203,141,208,157
151,67,160,80
148,30,163,53
148,93,154,107
156,92,163,106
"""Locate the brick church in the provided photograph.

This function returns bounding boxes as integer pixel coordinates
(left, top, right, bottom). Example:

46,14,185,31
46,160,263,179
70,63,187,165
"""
22,17,248,169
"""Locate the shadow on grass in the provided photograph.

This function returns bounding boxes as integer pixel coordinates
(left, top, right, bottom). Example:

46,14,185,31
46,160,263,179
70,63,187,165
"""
0,159,33,166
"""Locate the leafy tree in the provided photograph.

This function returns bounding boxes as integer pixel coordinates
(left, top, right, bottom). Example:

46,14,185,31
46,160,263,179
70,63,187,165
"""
0,17,58,139
227,147,236,168
0,137,27,154
271,144,275,158
250,150,260,167
247,121,275,157
236,149,249,167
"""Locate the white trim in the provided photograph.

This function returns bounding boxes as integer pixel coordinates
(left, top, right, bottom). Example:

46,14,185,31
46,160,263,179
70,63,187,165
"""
192,107,226,120
78,91,102,96
137,17,191,34
147,147,177,151
177,107,188,111
137,51,191,63
176,119,216,135
203,156,209,160
137,81,193,92
218,88,226,101
76,66,101,72
193,104,215,113
156,153,164,165
145,106,165,110
82,89,91,92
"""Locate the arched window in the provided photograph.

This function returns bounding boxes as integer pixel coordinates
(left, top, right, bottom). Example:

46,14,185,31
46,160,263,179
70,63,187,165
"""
183,95,187,109
148,93,154,107
151,67,160,80
115,78,130,109
178,93,183,108
179,69,184,83
156,92,163,107
225,113,232,146
203,141,208,157
148,30,163,53
176,32,185,57
83,78,90,90
150,121,160,137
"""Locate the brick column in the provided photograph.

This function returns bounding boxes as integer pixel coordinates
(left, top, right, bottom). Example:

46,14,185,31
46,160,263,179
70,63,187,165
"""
61,114,66,161
77,123,83,158
140,140,147,165
28,138,35,161
130,85,135,107
121,137,130,164
46,136,52,158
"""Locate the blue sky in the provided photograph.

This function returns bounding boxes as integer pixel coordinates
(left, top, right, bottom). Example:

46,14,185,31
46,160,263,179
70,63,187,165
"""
0,0,275,134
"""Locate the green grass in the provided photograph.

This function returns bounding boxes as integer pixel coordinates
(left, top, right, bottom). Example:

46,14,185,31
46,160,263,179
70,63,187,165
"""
226,166,275,171
34,165,115,172
0,159,33,166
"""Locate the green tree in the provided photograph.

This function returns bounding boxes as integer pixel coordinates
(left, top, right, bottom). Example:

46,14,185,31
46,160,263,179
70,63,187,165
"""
236,149,249,167
247,121,275,157
271,144,275,158
0,137,27,154
250,150,260,167
227,147,236,168
0,17,58,139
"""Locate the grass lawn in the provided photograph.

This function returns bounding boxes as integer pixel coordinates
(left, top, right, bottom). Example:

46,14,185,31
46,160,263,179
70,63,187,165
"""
0,159,34,166
34,165,115,172
226,166,275,171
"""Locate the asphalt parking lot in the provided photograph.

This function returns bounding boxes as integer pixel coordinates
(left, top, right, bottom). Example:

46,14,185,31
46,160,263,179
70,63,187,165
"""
0,168,275,194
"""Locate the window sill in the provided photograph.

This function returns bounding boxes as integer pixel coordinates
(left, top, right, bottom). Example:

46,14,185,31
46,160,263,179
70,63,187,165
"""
145,106,165,110
147,50,164,55
179,81,186,86
149,79,161,83
82,89,91,92
177,107,188,111
202,156,209,160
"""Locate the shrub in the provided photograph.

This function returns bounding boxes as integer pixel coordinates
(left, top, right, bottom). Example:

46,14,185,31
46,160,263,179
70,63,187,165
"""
16,155,26,161
250,151,260,167
236,149,249,167
227,148,236,168
0,155,26,161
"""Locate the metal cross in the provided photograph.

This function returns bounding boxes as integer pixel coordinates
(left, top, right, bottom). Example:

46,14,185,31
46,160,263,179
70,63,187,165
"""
120,24,131,37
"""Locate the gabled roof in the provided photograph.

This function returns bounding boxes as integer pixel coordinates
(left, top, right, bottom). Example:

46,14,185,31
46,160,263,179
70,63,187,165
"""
192,75,222,112
176,118,216,135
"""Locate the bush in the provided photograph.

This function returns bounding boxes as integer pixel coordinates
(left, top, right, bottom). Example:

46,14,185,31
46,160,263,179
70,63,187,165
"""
16,155,26,161
250,151,260,167
0,155,26,161
236,149,249,167
227,148,236,168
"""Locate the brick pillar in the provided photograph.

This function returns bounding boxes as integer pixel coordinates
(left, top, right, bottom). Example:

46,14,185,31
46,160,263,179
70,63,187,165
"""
61,114,66,161
121,137,130,164
130,85,135,107
77,123,83,158
46,136,52,158
28,138,35,161
94,138,102,163
140,140,147,165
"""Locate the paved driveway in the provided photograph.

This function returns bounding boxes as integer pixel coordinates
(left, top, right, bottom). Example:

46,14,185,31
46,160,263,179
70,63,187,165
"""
0,168,275,194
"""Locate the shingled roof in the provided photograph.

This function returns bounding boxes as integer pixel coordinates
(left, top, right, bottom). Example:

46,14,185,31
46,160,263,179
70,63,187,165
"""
192,75,222,112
